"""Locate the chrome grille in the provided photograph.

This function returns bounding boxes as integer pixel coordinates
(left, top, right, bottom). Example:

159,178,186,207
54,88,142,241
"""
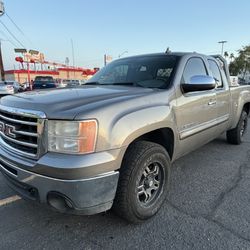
0,105,46,159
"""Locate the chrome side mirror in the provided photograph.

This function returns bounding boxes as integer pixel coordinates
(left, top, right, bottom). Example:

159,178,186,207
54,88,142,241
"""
181,75,216,93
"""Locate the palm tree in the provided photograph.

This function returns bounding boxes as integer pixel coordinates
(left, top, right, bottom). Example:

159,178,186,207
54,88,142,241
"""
229,53,234,62
224,51,229,58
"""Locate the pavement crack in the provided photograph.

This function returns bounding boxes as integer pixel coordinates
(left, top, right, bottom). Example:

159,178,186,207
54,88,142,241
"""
167,200,198,220
210,219,250,243
207,163,244,219
167,200,250,243
167,149,250,243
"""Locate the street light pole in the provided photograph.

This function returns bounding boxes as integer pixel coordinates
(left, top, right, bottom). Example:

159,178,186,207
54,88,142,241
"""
71,39,75,78
104,54,107,66
0,1,4,16
118,51,128,58
218,41,227,55
0,1,5,81
0,40,5,81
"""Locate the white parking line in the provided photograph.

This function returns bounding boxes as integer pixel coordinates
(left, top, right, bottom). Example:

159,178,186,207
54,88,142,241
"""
0,195,21,206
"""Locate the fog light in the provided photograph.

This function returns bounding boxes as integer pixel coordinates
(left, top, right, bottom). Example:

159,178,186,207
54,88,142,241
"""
47,192,73,212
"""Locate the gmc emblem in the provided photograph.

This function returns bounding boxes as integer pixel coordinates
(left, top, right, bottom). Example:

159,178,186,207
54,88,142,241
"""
0,121,17,138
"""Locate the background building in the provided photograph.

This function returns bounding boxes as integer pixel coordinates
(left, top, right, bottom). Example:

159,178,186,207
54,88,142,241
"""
4,67,98,83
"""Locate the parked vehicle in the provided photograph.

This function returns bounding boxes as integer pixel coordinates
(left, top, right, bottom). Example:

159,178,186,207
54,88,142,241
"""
57,80,68,88
33,76,56,90
0,81,16,95
57,79,84,88
0,52,250,223
230,76,239,86
33,81,56,89
34,76,54,82
7,81,21,93
20,82,30,92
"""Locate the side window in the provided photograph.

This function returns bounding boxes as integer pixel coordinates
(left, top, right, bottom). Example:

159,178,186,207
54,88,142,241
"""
182,58,207,83
208,60,223,88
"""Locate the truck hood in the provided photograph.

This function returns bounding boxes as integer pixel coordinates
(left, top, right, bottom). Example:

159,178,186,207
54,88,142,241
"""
0,86,155,119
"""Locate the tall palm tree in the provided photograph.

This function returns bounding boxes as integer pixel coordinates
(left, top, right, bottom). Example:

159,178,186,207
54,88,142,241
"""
229,53,234,62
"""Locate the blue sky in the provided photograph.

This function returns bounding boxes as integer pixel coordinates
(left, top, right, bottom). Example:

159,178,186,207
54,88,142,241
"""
1,0,250,69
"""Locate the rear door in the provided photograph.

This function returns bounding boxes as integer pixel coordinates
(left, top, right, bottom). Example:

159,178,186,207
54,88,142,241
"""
208,59,230,132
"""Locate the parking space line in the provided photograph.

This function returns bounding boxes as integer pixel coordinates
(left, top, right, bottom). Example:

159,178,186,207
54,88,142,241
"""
0,195,21,206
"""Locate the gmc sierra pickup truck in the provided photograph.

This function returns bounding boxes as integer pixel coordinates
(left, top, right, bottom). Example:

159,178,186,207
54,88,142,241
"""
0,52,250,223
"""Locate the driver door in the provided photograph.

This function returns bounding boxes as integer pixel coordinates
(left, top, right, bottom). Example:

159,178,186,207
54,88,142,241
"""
175,57,217,157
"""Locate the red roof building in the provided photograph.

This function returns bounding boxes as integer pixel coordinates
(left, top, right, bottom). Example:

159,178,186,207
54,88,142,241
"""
4,67,99,83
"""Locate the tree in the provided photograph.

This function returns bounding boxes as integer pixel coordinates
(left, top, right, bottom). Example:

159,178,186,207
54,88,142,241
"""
224,51,229,58
229,53,234,62
229,45,250,76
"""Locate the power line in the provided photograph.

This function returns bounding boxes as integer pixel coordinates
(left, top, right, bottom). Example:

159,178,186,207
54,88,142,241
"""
5,12,25,36
0,29,18,47
0,19,25,48
5,12,34,47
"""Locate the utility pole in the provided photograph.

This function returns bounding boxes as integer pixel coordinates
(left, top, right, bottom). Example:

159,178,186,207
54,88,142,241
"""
0,40,5,81
218,40,227,55
71,39,75,78
0,1,5,81
104,54,107,66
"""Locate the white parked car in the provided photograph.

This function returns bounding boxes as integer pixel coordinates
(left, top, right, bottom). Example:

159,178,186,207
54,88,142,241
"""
58,79,85,88
0,81,19,95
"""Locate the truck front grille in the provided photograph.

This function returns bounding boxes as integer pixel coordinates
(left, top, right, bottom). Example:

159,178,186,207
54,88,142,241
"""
0,105,46,159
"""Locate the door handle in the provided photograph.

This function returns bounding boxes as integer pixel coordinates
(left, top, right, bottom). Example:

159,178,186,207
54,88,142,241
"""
208,100,216,106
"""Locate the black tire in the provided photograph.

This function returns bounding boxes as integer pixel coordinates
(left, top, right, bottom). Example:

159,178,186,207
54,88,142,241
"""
227,110,248,145
113,141,171,223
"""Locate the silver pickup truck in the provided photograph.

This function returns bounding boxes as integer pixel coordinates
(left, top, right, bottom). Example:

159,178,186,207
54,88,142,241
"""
0,52,250,223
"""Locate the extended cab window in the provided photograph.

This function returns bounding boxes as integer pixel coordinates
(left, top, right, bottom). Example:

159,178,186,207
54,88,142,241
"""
182,58,207,83
208,60,223,88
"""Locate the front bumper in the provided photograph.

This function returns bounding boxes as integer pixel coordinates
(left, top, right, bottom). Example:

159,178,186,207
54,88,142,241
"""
0,147,122,215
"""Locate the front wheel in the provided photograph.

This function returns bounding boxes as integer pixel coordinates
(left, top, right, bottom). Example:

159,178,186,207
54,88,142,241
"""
113,141,171,223
227,110,248,145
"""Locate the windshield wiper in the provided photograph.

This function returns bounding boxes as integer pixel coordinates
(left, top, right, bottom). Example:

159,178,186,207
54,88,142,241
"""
85,81,138,86
85,81,100,85
111,82,135,86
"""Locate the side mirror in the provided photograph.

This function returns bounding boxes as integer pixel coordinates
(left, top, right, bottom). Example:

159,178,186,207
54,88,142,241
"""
181,75,216,93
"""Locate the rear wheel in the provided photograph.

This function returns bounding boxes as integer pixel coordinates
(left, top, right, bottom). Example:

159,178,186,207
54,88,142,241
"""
227,110,248,145
113,141,171,223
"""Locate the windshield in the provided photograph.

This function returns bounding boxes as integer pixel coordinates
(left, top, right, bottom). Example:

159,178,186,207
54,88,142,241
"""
87,55,178,89
35,77,54,82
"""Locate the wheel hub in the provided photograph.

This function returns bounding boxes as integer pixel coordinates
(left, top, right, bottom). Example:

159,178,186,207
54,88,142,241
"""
137,163,163,205
240,119,246,137
144,175,155,188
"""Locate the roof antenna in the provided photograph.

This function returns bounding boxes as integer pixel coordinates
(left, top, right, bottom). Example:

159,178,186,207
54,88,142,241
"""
165,47,171,53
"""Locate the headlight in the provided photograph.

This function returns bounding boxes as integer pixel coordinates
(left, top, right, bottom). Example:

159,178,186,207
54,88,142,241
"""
48,120,97,154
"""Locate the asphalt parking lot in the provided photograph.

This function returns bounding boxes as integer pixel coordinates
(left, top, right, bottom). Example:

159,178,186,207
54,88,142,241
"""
1,127,250,250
